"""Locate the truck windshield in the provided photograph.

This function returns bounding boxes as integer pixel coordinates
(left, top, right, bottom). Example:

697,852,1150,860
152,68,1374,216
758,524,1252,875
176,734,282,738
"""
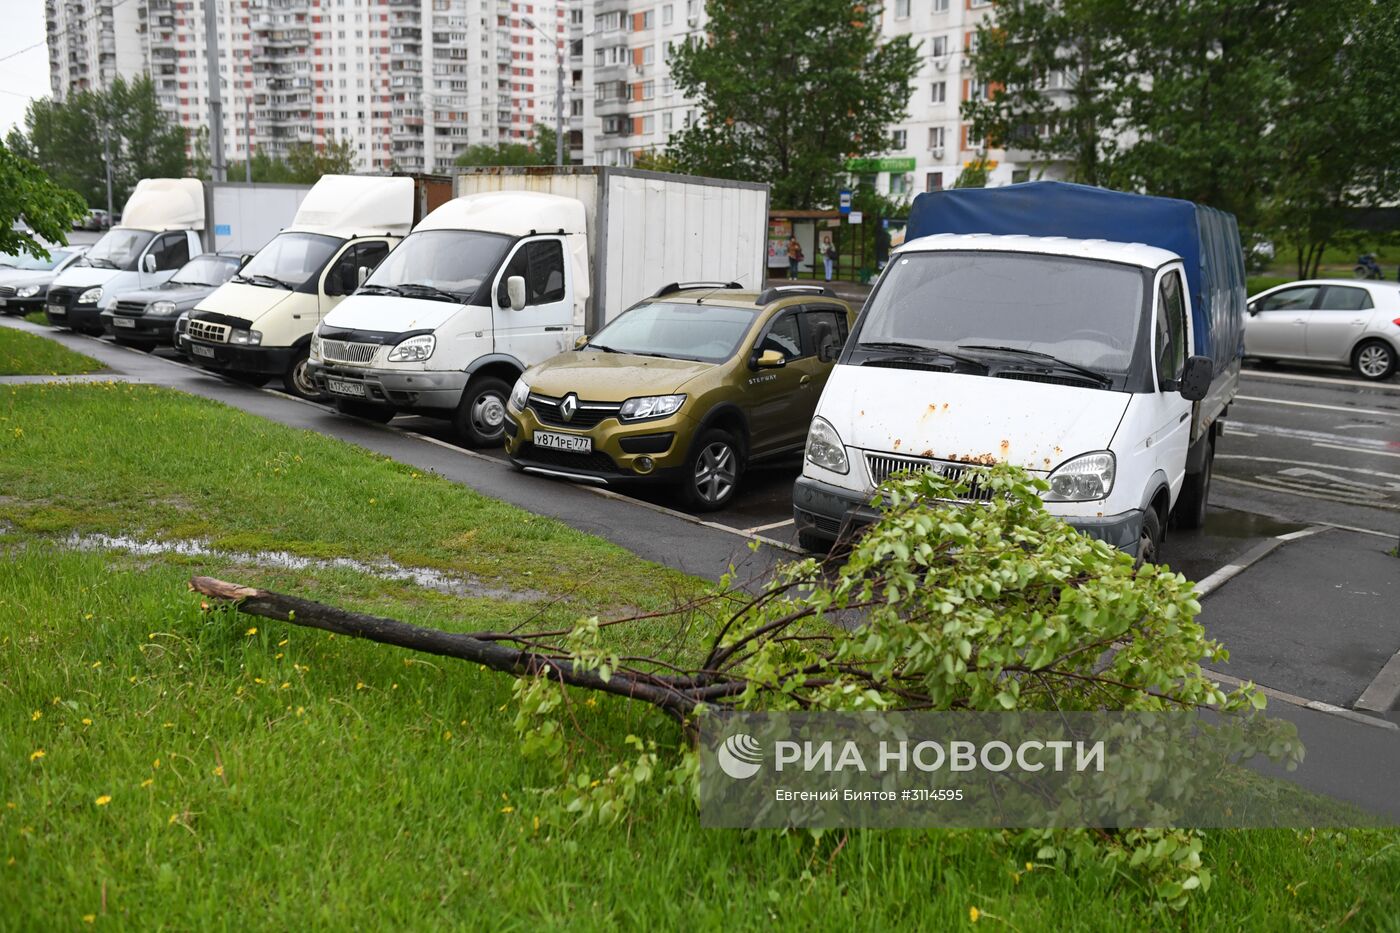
855,251,1146,382
83,229,156,271
236,232,341,289
364,230,510,301
587,302,758,363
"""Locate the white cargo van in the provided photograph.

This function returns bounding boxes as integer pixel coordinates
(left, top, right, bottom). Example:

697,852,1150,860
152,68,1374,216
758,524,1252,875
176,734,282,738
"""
46,178,206,335
308,166,769,445
182,175,412,398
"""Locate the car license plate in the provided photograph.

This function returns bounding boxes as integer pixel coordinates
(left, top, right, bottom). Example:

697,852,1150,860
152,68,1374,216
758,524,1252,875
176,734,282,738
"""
0,299,7,308
534,430,591,454
326,378,366,398
190,344,215,358
113,317,136,328
47,304,65,317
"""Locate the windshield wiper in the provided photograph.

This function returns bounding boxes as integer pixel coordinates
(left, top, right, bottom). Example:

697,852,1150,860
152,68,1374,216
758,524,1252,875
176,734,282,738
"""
356,284,403,296
86,257,119,269
397,283,462,303
235,273,293,290
957,345,1111,386
585,342,618,353
858,341,988,371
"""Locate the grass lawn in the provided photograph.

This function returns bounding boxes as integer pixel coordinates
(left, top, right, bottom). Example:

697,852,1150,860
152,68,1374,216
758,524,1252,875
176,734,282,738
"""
21,311,47,326
0,326,102,376
2,384,1398,929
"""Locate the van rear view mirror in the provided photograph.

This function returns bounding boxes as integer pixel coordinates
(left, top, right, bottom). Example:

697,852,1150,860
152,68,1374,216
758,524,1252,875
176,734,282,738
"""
506,275,526,311
142,254,157,274
1179,355,1212,401
574,334,589,350
357,265,371,287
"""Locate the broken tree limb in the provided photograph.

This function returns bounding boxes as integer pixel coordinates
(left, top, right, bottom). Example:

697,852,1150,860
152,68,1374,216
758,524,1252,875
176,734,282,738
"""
190,575,731,720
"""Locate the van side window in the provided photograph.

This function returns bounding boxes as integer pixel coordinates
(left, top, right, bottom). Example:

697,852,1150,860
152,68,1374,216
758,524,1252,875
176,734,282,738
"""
1155,271,1187,387
151,233,189,271
354,241,390,276
497,239,567,307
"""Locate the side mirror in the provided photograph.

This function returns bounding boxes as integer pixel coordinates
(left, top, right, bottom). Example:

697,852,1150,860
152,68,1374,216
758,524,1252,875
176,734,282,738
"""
574,334,589,350
357,265,370,287
143,254,157,274
754,349,786,369
818,342,840,363
506,275,526,311
1179,355,1212,402
1247,301,1259,316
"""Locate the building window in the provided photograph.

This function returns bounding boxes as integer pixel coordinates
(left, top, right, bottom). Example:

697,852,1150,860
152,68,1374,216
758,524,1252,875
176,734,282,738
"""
931,81,945,104
890,174,910,196
925,172,944,192
643,115,655,134
894,0,910,17
643,46,654,65
642,80,654,99
933,0,949,10
663,110,673,132
662,4,673,25
930,36,947,59
1012,169,1030,184
891,129,907,150
928,126,945,150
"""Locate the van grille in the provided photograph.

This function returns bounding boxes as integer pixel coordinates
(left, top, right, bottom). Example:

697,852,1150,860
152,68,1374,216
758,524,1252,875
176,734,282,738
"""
320,339,380,365
527,393,623,429
188,318,230,343
865,452,997,502
0,287,14,298
46,287,75,309
115,300,148,315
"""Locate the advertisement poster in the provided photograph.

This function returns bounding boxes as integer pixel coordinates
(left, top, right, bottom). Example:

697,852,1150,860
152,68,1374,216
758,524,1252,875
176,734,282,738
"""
767,219,793,268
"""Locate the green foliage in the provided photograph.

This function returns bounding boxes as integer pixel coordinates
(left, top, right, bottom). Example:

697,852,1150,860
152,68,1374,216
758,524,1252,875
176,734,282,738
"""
665,0,921,208
0,329,102,376
455,124,559,168
965,1,1400,271
0,141,86,258
15,74,187,211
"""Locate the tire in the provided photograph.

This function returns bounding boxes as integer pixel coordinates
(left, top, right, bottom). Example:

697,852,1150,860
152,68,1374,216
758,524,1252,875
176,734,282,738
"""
1134,506,1162,570
682,428,744,511
1352,339,1396,381
333,398,396,424
797,529,831,554
282,346,325,401
1171,436,1213,531
452,375,511,448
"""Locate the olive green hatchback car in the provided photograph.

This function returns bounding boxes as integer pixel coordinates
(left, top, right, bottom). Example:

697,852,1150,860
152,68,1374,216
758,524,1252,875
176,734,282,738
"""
504,283,855,510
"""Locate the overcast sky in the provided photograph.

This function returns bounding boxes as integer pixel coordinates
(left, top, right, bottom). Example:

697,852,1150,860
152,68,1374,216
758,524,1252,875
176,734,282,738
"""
0,2,52,137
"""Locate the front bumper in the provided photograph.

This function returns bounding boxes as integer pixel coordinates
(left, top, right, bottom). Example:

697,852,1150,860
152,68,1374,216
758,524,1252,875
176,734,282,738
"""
503,402,690,486
184,338,296,375
47,301,102,330
307,362,469,410
792,475,1143,557
0,296,44,316
101,310,178,341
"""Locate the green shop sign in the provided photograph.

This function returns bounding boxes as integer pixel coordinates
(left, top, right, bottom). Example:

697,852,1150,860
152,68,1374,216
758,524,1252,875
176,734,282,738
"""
845,156,917,173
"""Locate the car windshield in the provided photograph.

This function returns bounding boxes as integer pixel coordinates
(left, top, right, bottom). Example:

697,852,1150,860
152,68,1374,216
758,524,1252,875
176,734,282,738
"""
855,251,1146,378
588,301,759,363
171,255,240,287
3,249,75,271
364,230,510,299
83,228,156,271
237,232,341,288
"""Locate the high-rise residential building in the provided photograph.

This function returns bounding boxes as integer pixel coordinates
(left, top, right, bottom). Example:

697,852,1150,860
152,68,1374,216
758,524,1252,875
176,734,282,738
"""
46,0,568,175
45,0,148,101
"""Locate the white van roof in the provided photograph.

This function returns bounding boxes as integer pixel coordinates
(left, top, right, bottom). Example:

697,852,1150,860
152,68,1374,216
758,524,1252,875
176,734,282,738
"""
287,175,414,238
896,232,1179,270
415,191,586,238
120,178,205,232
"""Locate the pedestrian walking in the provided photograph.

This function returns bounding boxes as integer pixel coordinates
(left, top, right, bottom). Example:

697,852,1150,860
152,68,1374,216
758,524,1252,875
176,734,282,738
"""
787,236,803,279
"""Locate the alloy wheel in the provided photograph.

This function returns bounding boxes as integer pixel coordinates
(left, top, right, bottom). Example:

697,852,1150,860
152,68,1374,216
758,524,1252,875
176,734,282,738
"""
1357,344,1392,379
693,442,737,505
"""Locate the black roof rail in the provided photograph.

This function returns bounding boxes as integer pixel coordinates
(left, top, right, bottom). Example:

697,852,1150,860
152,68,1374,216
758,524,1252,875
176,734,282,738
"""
754,284,836,305
652,281,744,298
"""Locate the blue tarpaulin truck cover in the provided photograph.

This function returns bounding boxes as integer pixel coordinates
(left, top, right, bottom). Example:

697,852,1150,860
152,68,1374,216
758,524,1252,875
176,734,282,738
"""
906,181,1247,376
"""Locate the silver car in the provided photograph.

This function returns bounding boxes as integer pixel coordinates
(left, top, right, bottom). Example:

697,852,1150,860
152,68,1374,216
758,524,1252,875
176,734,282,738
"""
1245,279,1399,381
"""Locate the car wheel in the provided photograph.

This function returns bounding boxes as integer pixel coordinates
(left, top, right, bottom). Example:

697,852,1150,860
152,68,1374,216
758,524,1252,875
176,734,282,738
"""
282,347,325,400
333,398,396,424
1353,340,1396,381
452,376,511,448
1134,507,1162,570
683,429,744,511
1170,437,1213,531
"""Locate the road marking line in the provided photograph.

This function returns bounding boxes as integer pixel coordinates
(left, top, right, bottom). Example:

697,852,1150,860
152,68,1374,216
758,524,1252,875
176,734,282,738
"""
1214,475,1400,511
1356,649,1400,714
1215,453,1400,481
1227,430,1258,437
1194,525,1328,598
1229,419,1397,450
741,518,795,534
1235,395,1397,417
1243,369,1400,392
1203,668,1399,731
1313,442,1400,460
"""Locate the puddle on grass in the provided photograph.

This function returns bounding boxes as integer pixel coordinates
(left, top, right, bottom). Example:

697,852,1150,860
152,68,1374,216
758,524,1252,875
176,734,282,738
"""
60,532,549,603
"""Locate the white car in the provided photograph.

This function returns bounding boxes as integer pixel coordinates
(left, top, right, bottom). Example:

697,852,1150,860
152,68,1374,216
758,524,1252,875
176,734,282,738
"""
1245,279,1400,380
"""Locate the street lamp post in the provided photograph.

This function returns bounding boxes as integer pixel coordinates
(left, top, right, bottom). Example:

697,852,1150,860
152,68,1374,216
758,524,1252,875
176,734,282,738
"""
520,15,566,166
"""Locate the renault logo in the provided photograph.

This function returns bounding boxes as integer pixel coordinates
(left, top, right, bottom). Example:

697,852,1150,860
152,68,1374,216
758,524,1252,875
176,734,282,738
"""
559,393,578,421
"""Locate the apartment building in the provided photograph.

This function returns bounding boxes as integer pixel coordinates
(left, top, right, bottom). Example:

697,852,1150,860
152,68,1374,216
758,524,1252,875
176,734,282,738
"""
45,0,148,101
47,0,566,174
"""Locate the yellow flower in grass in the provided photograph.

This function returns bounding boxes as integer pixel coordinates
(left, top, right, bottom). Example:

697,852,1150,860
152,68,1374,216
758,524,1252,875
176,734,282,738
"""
94,795,111,807
245,627,257,636
30,711,40,721
28,750,44,762
212,765,223,778
81,718,92,726
82,915,95,924
969,906,980,923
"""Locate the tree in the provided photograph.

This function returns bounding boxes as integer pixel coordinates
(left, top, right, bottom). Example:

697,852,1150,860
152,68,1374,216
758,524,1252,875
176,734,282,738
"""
0,140,86,258
953,156,992,189
455,123,558,167
665,0,921,209
16,74,187,211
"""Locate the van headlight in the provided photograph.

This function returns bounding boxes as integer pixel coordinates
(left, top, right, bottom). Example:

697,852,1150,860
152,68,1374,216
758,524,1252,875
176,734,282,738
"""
228,328,262,346
804,416,849,474
619,394,686,421
509,377,530,410
387,334,435,362
175,312,189,335
16,285,40,298
1045,451,1115,501
147,300,178,316
77,287,103,305
310,326,322,361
